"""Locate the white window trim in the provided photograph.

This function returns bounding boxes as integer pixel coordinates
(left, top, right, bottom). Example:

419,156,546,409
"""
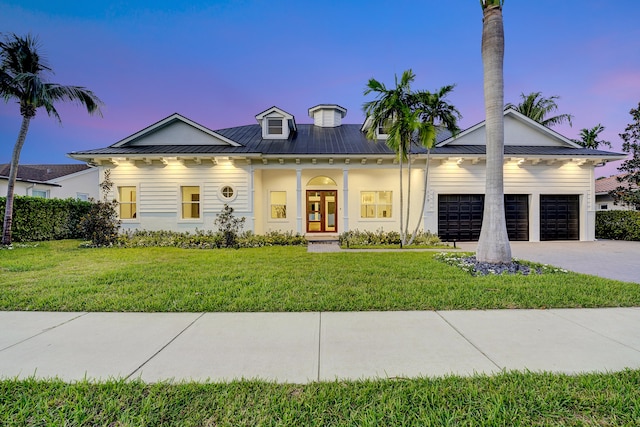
117,184,140,223
268,190,288,222
31,189,50,198
178,184,204,223
218,184,238,202
360,190,394,220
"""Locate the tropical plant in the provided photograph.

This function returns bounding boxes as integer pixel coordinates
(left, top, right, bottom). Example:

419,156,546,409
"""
612,102,640,209
476,0,512,264
214,204,246,248
363,70,415,246
407,86,461,244
0,33,103,245
573,124,612,149
363,70,460,247
505,91,573,128
78,169,120,247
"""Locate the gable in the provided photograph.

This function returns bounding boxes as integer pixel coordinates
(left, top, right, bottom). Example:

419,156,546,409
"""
123,121,233,146
112,114,241,148
441,110,580,148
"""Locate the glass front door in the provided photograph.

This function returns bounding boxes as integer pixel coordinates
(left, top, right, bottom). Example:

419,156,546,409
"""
306,190,337,233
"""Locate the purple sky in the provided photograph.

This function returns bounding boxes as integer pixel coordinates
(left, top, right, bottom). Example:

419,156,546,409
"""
1,0,639,178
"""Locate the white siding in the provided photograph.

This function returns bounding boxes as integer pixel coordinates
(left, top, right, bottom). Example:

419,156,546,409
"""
128,121,229,146
106,161,251,232
447,115,570,147
427,159,594,241
49,168,99,200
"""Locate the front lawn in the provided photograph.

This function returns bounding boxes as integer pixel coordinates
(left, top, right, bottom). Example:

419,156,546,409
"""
2,371,639,425
1,240,639,312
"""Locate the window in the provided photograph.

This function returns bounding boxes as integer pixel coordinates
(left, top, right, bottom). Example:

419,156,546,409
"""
221,185,234,199
267,119,283,135
76,193,89,201
361,191,392,218
118,186,137,219
32,190,49,198
600,204,608,210
181,186,200,219
377,118,392,138
270,191,287,219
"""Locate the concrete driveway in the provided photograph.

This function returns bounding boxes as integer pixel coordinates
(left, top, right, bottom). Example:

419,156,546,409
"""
458,240,640,284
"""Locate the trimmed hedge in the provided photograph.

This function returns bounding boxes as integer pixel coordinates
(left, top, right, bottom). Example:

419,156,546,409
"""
0,196,91,242
116,229,307,249
339,228,442,247
595,210,640,241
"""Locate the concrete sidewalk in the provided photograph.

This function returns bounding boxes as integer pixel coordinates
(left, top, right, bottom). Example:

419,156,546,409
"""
2,308,640,383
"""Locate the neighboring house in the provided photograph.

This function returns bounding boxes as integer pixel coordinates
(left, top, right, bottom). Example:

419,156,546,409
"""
0,164,99,201
69,105,625,241
595,174,638,211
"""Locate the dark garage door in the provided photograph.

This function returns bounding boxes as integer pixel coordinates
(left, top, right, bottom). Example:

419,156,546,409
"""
540,195,579,240
438,194,529,242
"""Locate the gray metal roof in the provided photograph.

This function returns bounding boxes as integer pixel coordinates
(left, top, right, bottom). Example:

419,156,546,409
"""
69,123,625,159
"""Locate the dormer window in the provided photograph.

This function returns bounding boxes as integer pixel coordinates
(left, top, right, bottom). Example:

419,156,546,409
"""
361,116,391,140
268,119,283,135
256,106,296,140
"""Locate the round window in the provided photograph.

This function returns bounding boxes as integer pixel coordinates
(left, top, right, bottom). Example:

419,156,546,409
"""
219,185,236,201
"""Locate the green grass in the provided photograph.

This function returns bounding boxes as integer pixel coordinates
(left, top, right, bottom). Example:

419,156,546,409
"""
1,370,639,426
1,240,639,312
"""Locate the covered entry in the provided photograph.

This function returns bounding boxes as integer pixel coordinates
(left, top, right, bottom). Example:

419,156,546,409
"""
540,195,579,240
438,194,529,241
306,190,337,233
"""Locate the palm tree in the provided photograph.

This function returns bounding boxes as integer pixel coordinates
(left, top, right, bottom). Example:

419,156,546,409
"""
363,71,460,247
0,33,103,245
476,0,511,264
573,124,612,149
363,70,415,247
506,92,573,128
406,86,461,244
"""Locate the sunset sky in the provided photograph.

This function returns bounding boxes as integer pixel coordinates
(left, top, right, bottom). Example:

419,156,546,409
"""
1,0,639,177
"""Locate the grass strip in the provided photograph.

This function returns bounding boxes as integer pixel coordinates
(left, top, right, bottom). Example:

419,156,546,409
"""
1,370,639,426
1,240,639,312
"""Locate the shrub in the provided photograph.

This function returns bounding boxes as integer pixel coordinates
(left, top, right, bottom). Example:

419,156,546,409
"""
0,196,91,242
239,230,307,247
595,210,640,241
339,228,442,247
78,170,121,247
116,229,306,249
214,204,246,248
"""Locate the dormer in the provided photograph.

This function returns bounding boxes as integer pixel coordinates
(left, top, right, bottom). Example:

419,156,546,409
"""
308,104,347,128
360,116,390,140
255,106,297,139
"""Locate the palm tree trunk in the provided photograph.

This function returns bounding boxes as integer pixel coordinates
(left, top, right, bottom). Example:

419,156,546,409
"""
407,150,432,245
2,116,31,245
398,154,405,248
476,3,512,263
404,154,412,245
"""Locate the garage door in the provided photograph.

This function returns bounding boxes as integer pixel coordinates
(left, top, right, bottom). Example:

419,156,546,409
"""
438,194,529,242
505,194,529,241
540,195,579,241
438,195,484,241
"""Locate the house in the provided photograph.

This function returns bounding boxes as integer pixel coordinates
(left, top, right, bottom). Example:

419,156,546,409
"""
0,163,99,200
68,105,625,241
595,174,638,211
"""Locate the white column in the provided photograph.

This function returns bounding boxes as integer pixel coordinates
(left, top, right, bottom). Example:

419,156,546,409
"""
296,168,302,234
249,164,255,231
343,168,349,231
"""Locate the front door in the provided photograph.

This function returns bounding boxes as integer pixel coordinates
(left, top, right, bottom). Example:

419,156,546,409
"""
306,190,337,233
